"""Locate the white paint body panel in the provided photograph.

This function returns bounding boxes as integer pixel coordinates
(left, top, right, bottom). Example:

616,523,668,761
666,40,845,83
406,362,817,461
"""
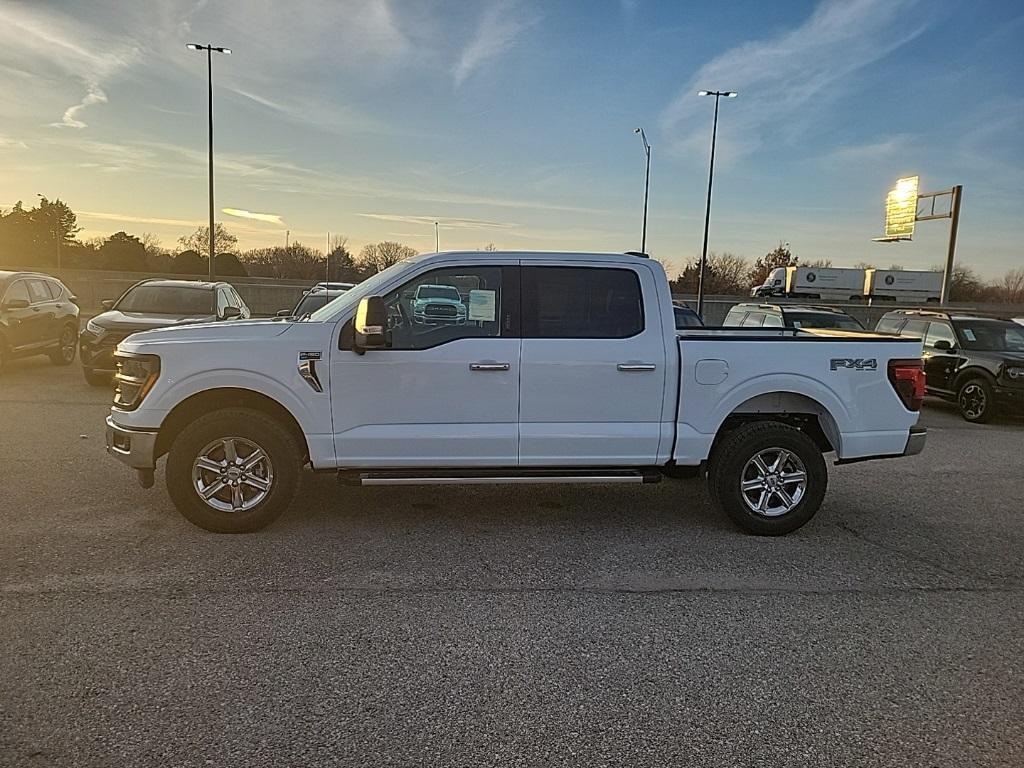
109,251,923,474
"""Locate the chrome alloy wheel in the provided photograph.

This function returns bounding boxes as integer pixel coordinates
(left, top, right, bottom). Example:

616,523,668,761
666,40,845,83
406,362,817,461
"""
740,448,808,517
959,383,986,420
192,437,274,513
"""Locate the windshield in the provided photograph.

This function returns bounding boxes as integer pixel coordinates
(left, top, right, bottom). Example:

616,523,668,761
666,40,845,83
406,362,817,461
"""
308,258,416,321
417,285,461,300
293,293,336,316
953,319,1024,352
787,312,863,330
115,285,213,315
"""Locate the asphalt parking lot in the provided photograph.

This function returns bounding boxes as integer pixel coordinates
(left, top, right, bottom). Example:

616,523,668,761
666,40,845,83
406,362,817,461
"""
1,356,1022,767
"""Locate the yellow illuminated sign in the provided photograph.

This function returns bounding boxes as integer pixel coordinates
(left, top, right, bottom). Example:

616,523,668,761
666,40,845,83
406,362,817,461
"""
884,176,919,239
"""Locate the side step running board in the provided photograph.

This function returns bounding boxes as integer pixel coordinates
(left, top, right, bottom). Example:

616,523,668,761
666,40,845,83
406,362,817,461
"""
339,469,662,487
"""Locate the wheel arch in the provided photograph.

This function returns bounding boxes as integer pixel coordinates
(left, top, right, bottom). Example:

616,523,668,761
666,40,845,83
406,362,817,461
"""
711,391,841,458
950,366,997,392
154,388,310,463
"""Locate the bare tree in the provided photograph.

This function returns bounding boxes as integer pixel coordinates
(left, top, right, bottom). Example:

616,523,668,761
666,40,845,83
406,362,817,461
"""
358,241,418,274
852,261,875,270
804,258,834,268
747,242,797,286
482,243,497,252
1001,267,1024,303
178,224,238,259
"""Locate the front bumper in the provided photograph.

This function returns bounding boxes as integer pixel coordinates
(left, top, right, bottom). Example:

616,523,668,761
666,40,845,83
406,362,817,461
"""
993,384,1024,412
105,415,158,470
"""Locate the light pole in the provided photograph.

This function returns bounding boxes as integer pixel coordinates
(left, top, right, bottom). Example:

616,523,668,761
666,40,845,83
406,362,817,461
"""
186,43,231,281
633,128,651,255
435,221,439,252
696,90,736,317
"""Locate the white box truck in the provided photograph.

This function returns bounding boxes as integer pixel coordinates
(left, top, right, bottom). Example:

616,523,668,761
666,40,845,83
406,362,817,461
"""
864,270,942,303
752,266,866,301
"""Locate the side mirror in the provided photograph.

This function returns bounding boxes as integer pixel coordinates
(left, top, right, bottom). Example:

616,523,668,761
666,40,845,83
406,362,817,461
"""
100,299,115,311
220,306,242,320
353,296,387,354
934,339,953,352
4,298,30,310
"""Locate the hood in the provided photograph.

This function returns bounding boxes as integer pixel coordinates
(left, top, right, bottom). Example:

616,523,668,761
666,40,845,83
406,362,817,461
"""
414,296,463,305
120,317,293,348
91,309,216,332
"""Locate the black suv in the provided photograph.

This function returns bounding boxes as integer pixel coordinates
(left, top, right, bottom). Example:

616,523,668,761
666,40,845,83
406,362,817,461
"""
79,279,251,385
723,303,864,330
0,271,80,373
876,309,1024,422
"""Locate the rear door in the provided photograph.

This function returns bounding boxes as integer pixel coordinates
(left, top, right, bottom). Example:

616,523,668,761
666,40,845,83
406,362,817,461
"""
26,278,58,344
518,263,668,466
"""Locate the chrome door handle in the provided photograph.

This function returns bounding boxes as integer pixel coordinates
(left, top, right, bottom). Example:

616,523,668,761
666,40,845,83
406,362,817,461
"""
617,363,656,372
470,362,510,372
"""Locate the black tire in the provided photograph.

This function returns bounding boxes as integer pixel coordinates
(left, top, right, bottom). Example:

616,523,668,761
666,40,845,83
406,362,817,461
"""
166,408,301,533
957,377,996,423
83,366,111,387
707,421,827,536
49,324,77,365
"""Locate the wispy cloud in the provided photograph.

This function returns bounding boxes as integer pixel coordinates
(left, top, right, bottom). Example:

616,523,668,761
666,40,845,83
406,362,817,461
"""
661,0,930,163
0,135,29,150
51,83,108,129
222,207,285,225
453,2,538,86
357,213,515,229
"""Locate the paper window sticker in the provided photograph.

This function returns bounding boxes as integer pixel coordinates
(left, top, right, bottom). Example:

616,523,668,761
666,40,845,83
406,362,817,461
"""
468,290,496,321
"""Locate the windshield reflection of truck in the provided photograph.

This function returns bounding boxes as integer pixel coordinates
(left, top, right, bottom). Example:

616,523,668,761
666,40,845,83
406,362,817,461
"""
412,284,467,325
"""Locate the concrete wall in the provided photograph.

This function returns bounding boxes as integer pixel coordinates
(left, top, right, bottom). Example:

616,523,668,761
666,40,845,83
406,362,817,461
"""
672,295,1024,327
2,266,315,316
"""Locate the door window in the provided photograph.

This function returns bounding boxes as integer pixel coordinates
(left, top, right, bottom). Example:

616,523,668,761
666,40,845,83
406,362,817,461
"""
521,266,643,338
381,266,504,351
3,280,30,306
924,323,956,349
216,288,230,315
27,280,52,304
45,280,64,300
741,312,765,327
761,313,784,327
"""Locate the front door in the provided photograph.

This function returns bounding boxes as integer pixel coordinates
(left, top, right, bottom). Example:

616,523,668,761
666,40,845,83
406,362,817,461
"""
518,263,669,466
2,280,40,350
330,264,520,467
922,321,960,393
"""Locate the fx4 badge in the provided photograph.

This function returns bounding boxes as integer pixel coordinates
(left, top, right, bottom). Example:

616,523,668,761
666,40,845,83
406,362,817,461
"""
830,358,877,371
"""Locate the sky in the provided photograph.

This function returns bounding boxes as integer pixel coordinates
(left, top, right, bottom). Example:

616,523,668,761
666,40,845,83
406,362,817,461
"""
0,0,1022,278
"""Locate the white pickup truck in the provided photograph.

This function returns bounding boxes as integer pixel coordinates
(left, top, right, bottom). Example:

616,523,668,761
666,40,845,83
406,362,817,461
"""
105,251,926,535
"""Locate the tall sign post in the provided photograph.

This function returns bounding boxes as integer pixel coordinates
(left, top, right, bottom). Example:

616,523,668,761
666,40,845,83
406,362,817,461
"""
874,177,963,304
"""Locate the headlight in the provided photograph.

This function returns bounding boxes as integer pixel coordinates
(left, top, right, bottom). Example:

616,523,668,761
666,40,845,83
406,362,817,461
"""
86,318,103,334
1006,366,1024,380
113,352,160,411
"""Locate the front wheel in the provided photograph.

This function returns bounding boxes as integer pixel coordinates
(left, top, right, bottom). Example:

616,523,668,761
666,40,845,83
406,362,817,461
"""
49,324,77,365
166,408,301,533
957,377,996,423
707,421,827,535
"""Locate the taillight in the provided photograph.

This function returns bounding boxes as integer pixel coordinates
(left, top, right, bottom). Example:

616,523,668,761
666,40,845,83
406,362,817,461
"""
887,358,925,411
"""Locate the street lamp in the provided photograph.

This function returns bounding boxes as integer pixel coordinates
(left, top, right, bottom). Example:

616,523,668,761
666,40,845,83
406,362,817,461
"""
186,43,231,281
435,221,439,253
633,127,651,255
696,90,736,317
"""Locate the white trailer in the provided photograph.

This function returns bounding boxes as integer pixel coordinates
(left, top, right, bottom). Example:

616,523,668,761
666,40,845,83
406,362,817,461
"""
752,266,865,301
864,269,942,303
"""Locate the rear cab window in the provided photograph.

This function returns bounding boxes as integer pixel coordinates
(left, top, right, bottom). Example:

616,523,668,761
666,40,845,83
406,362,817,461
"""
521,266,643,338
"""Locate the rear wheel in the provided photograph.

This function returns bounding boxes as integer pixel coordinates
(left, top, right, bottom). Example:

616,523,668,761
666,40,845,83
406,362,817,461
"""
49,324,77,365
957,377,996,423
707,421,827,535
166,408,300,533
